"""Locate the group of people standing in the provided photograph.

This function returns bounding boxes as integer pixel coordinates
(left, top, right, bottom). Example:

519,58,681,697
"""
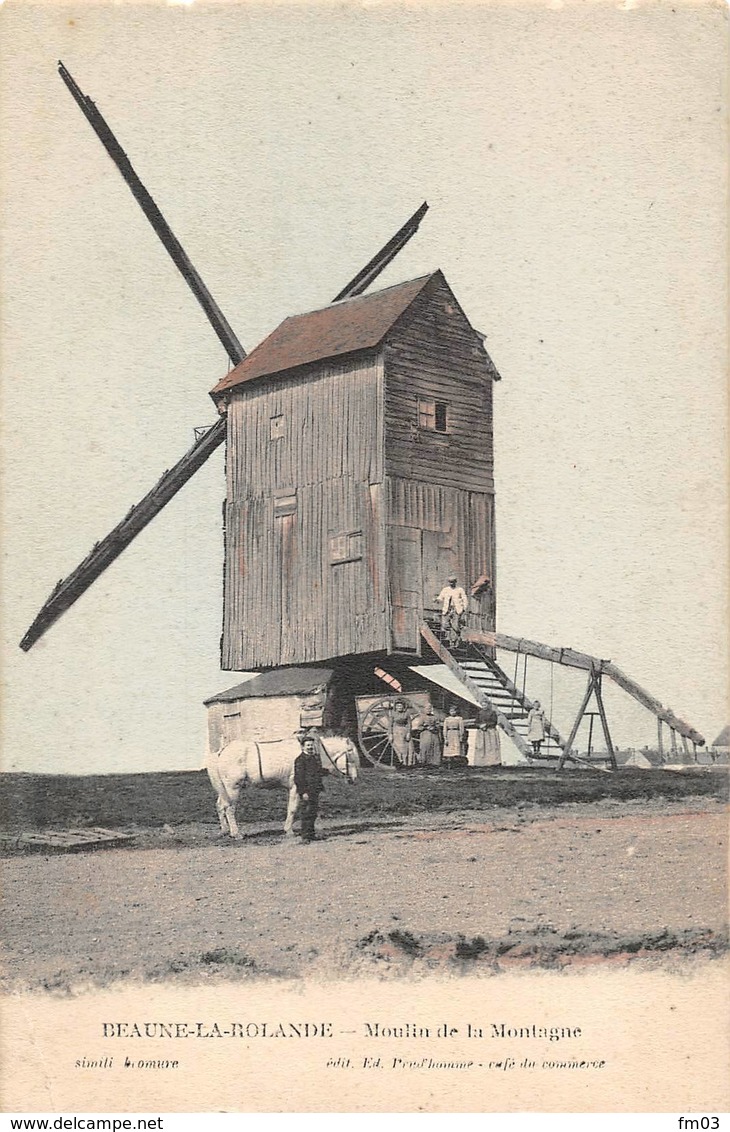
389,700,501,768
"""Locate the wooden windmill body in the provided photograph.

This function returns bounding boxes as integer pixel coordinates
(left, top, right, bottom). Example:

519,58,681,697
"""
212,270,498,673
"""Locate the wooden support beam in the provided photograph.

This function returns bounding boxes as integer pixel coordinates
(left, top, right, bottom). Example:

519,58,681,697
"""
557,672,596,771
464,628,605,674
592,672,618,770
602,662,704,746
657,719,664,758
464,628,705,745
670,728,678,754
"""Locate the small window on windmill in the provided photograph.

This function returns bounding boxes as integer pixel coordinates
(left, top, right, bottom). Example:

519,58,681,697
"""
419,399,449,434
418,400,435,430
270,413,285,441
329,530,363,564
274,492,297,518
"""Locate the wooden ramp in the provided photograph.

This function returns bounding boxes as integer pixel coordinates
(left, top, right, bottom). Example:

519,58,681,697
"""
421,619,705,767
461,627,705,760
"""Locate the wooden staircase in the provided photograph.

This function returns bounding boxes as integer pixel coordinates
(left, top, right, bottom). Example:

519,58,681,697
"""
420,621,570,762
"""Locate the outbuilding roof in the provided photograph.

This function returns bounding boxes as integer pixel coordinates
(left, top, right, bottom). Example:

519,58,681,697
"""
210,273,438,398
204,667,334,706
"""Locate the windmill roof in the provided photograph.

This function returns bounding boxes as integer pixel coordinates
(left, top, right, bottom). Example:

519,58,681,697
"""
210,273,439,397
204,667,334,706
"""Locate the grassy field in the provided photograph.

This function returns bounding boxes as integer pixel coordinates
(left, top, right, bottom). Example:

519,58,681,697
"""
1,764,726,835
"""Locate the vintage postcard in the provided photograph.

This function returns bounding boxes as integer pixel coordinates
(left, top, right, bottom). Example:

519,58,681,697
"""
1,0,728,1116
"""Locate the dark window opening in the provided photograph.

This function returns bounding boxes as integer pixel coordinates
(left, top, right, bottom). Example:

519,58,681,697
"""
419,399,449,434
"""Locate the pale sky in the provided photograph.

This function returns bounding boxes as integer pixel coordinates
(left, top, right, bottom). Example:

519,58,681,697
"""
1,1,727,773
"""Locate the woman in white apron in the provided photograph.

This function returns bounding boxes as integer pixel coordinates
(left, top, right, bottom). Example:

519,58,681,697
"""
526,700,547,756
442,705,465,761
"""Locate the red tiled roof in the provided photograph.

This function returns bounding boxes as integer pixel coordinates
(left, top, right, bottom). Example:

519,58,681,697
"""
210,272,438,398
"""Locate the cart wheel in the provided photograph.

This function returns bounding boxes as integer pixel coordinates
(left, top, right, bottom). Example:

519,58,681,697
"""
358,695,417,768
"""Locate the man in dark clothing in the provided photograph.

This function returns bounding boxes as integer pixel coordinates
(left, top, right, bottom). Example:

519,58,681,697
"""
294,735,326,842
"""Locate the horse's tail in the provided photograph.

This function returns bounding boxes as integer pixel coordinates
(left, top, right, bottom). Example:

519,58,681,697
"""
205,735,232,807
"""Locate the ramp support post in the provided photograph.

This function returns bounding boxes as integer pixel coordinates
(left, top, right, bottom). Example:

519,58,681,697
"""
557,667,616,771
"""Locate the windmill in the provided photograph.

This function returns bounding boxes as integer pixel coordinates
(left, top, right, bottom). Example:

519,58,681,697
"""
20,64,705,769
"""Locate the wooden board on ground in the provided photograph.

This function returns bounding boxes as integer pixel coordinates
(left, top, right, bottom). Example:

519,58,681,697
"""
0,827,132,852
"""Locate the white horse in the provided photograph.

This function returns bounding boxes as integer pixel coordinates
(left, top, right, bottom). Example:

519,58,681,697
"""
206,733,360,839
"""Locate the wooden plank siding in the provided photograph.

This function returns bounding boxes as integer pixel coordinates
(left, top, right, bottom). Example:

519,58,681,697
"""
226,354,384,497
385,477,496,648
222,354,388,670
383,275,495,494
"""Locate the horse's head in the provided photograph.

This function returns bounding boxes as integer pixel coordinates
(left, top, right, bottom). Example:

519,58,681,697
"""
319,735,360,784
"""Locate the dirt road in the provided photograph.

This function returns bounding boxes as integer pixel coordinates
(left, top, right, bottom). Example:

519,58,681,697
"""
1,796,726,990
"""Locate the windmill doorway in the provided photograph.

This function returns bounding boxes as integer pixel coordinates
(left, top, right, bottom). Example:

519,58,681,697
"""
389,525,457,651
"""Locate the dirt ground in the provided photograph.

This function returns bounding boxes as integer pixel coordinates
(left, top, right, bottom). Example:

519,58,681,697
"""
1,795,727,991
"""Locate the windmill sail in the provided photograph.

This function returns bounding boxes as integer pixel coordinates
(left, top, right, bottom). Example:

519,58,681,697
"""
20,202,429,650
333,201,429,301
20,419,226,652
58,61,246,366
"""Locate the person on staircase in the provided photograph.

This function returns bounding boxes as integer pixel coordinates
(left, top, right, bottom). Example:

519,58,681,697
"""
436,574,469,646
526,700,547,757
